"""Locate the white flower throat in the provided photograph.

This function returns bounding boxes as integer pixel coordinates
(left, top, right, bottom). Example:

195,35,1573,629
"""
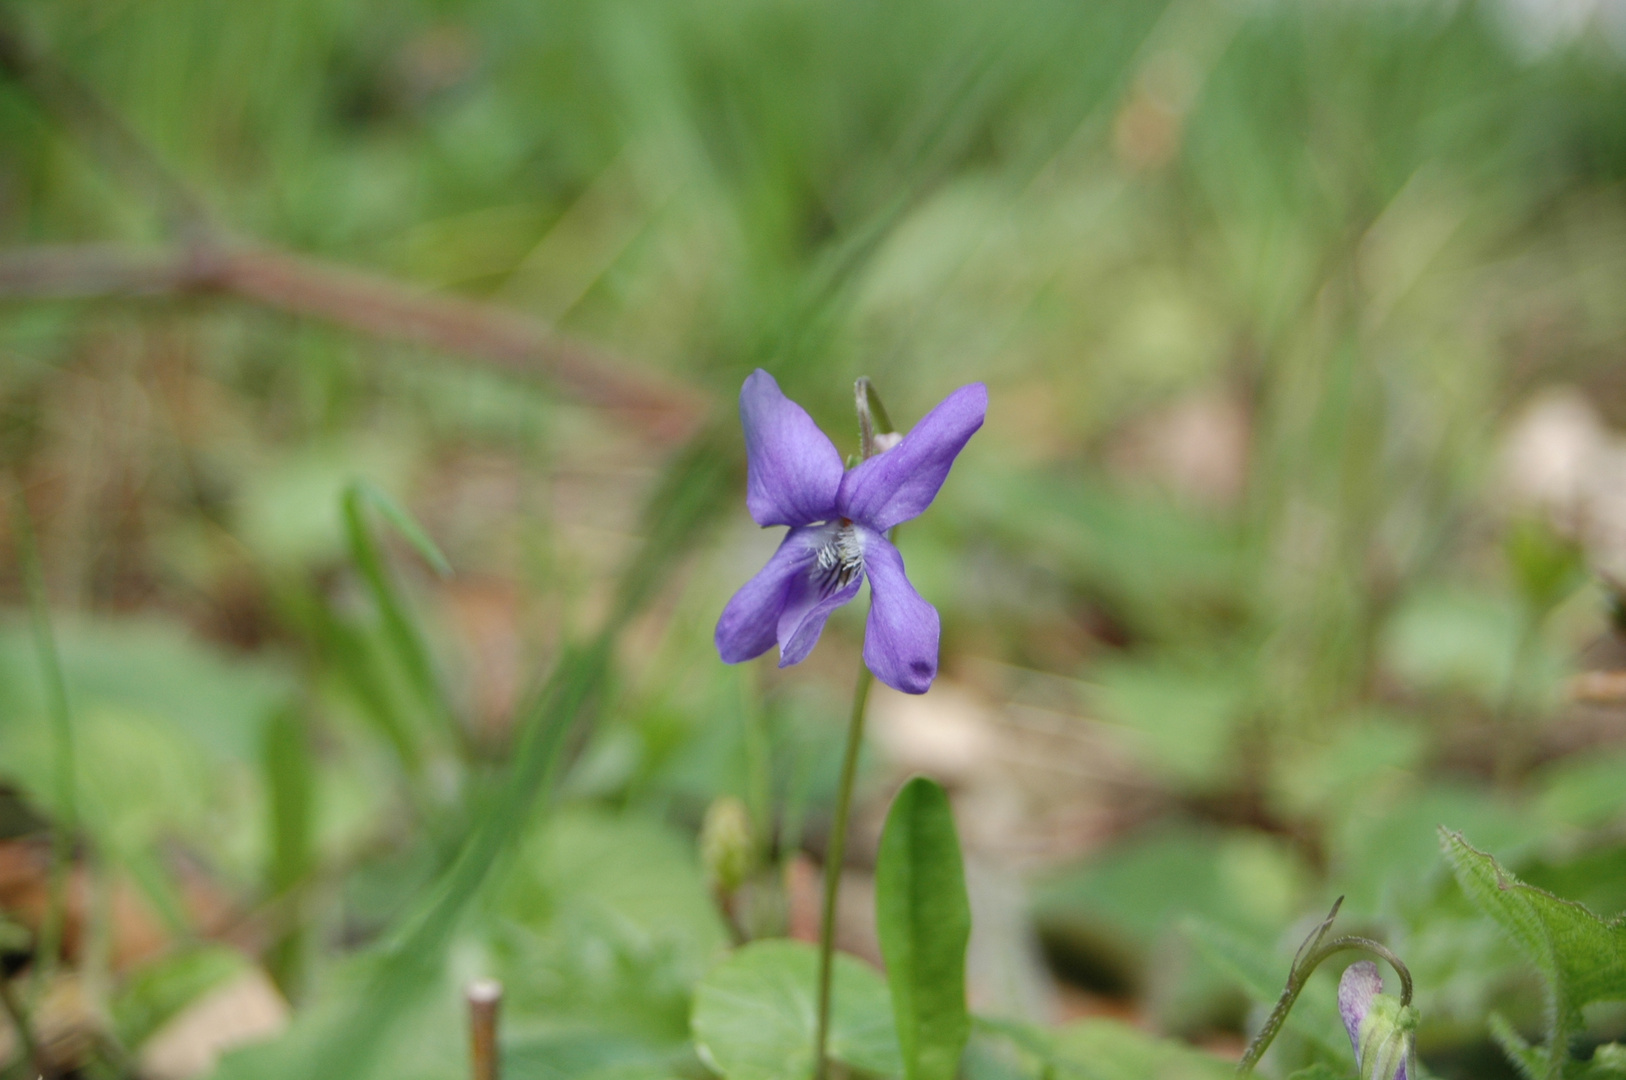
813,522,864,591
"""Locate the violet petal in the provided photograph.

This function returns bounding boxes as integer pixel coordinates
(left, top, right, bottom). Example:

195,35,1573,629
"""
715,526,823,662
1339,962,1384,1069
741,369,844,528
859,528,940,693
776,566,862,668
836,383,987,531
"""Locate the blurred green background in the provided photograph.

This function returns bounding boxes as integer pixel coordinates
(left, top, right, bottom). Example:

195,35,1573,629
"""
3,0,1626,1078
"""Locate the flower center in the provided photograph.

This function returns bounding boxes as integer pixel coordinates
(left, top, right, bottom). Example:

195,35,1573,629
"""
813,523,864,592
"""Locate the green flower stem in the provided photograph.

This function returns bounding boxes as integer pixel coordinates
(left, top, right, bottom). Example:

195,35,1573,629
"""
1236,896,1413,1076
814,376,898,1080
813,660,874,1080
12,489,76,994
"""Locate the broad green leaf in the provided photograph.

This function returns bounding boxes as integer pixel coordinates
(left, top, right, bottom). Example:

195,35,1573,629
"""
1183,917,1345,1058
976,1015,1232,1080
1286,1067,1355,1080
690,939,902,1080
114,945,251,1050
1089,659,1247,786
1051,1020,1233,1080
1442,830,1626,1078
1035,824,1311,1031
875,777,971,1080
504,1030,691,1080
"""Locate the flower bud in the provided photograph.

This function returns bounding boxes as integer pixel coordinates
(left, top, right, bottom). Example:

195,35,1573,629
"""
700,796,754,894
1339,962,1418,1080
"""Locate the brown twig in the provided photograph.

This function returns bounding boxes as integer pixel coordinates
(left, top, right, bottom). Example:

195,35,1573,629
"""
0,243,707,440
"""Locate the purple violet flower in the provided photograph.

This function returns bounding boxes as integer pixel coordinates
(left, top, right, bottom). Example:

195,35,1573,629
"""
1339,962,1418,1080
714,369,986,694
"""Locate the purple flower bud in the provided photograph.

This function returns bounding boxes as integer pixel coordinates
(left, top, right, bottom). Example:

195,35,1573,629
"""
1339,962,1418,1080
715,370,986,694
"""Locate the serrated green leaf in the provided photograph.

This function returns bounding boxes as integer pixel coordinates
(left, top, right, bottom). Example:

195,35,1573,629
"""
1442,830,1626,1079
876,777,971,1080
1488,1012,1545,1080
690,940,902,1080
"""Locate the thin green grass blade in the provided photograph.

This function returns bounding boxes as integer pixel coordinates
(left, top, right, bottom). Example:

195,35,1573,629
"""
10,486,77,991
341,483,462,756
352,480,453,578
262,707,316,998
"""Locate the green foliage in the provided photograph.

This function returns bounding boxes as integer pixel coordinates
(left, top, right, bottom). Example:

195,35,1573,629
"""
875,777,972,1080
690,940,902,1080
979,1015,1233,1080
1443,831,1626,1079
5,0,1626,1076
113,945,251,1051
1185,916,1347,1060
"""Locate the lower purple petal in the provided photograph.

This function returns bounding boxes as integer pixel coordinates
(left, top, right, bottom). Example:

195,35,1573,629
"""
715,527,822,663
777,572,862,668
859,529,940,693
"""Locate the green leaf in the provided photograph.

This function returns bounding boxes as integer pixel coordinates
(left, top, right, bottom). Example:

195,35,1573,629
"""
1285,1067,1355,1080
1051,1020,1233,1080
1183,917,1346,1058
875,777,971,1080
1488,1012,1546,1080
262,707,316,995
1580,1044,1626,1078
348,480,453,578
113,945,251,1050
341,484,453,742
1441,830,1626,1078
976,1015,1232,1080
691,939,902,1080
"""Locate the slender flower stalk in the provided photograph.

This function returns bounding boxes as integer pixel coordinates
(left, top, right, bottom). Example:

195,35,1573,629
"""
813,662,874,1080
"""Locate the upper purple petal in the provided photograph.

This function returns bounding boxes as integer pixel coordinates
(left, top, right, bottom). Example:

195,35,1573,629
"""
836,383,986,531
715,527,823,662
859,529,940,693
1339,962,1383,1069
741,369,844,528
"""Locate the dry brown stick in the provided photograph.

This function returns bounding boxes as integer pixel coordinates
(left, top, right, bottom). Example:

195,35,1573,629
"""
467,979,501,1080
0,240,710,442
